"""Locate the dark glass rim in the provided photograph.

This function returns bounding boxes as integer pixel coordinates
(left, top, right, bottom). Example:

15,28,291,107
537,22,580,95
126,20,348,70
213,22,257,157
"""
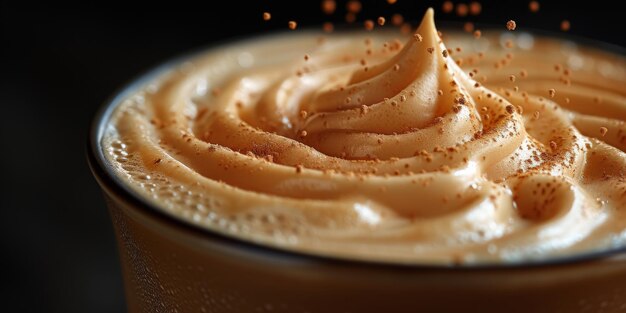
87,25,626,271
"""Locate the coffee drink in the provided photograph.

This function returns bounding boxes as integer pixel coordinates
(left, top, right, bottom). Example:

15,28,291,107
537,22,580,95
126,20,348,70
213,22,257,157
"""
90,8,626,312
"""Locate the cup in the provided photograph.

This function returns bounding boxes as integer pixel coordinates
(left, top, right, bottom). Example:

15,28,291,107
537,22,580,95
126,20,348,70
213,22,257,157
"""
88,29,626,313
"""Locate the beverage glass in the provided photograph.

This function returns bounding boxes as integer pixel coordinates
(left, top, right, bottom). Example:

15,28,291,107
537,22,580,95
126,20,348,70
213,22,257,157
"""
88,29,626,313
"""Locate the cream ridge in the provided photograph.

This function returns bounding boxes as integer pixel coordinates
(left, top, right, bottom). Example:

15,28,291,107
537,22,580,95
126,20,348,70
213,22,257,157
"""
102,9,626,265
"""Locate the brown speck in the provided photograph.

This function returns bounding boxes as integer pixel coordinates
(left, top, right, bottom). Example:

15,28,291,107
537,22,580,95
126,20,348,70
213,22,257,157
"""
507,20,517,31
393,64,400,71
473,30,482,38
600,127,608,137
387,0,397,4
561,20,570,31
154,158,162,164
347,0,362,13
442,1,454,13
548,88,556,98
377,17,386,26
323,22,334,32
442,50,448,57
520,70,528,78
533,111,540,120
427,47,434,54
413,33,423,42
322,0,336,14
391,13,404,26
295,165,304,173
529,1,540,12
288,21,297,30
300,130,308,137
438,89,444,96
469,2,481,15
299,110,308,119
262,12,271,21
509,74,516,82
464,22,474,33
304,54,309,61
364,20,374,31
505,105,515,114
550,141,557,150
456,3,469,16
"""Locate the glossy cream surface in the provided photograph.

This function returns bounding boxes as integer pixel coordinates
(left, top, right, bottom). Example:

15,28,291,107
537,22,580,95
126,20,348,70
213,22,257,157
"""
102,10,626,264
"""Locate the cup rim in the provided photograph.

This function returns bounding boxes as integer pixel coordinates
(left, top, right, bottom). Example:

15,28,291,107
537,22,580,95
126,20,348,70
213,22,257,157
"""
87,26,626,270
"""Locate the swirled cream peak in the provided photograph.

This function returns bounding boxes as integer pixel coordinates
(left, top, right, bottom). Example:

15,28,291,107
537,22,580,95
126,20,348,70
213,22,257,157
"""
103,9,626,265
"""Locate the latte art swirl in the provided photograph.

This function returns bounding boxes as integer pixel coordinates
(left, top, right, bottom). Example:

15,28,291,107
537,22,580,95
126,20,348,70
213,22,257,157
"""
104,9,626,264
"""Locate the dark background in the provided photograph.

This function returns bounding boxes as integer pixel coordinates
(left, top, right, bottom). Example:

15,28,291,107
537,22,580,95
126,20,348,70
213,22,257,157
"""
1,1,623,312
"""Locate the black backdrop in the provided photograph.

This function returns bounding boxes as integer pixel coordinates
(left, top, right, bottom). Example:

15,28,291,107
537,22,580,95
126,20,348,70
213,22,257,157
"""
1,1,624,312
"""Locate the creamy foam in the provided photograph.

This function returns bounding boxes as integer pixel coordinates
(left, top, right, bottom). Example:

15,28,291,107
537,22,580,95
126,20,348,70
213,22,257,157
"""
102,10,626,265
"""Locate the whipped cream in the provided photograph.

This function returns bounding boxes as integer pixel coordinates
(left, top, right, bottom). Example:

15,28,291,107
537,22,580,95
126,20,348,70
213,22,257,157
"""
103,9,626,265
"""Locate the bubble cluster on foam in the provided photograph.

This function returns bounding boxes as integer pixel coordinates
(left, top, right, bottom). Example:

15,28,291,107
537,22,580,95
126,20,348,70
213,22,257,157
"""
105,124,306,244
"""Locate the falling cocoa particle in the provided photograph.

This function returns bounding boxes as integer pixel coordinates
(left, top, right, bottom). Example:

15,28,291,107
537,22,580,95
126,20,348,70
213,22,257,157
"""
456,3,469,16
346,0,362,13
529,1,540,12
323,22,334,32
391,13,404,26
469,2,481,15
506,20,517,31
322,0,336,14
